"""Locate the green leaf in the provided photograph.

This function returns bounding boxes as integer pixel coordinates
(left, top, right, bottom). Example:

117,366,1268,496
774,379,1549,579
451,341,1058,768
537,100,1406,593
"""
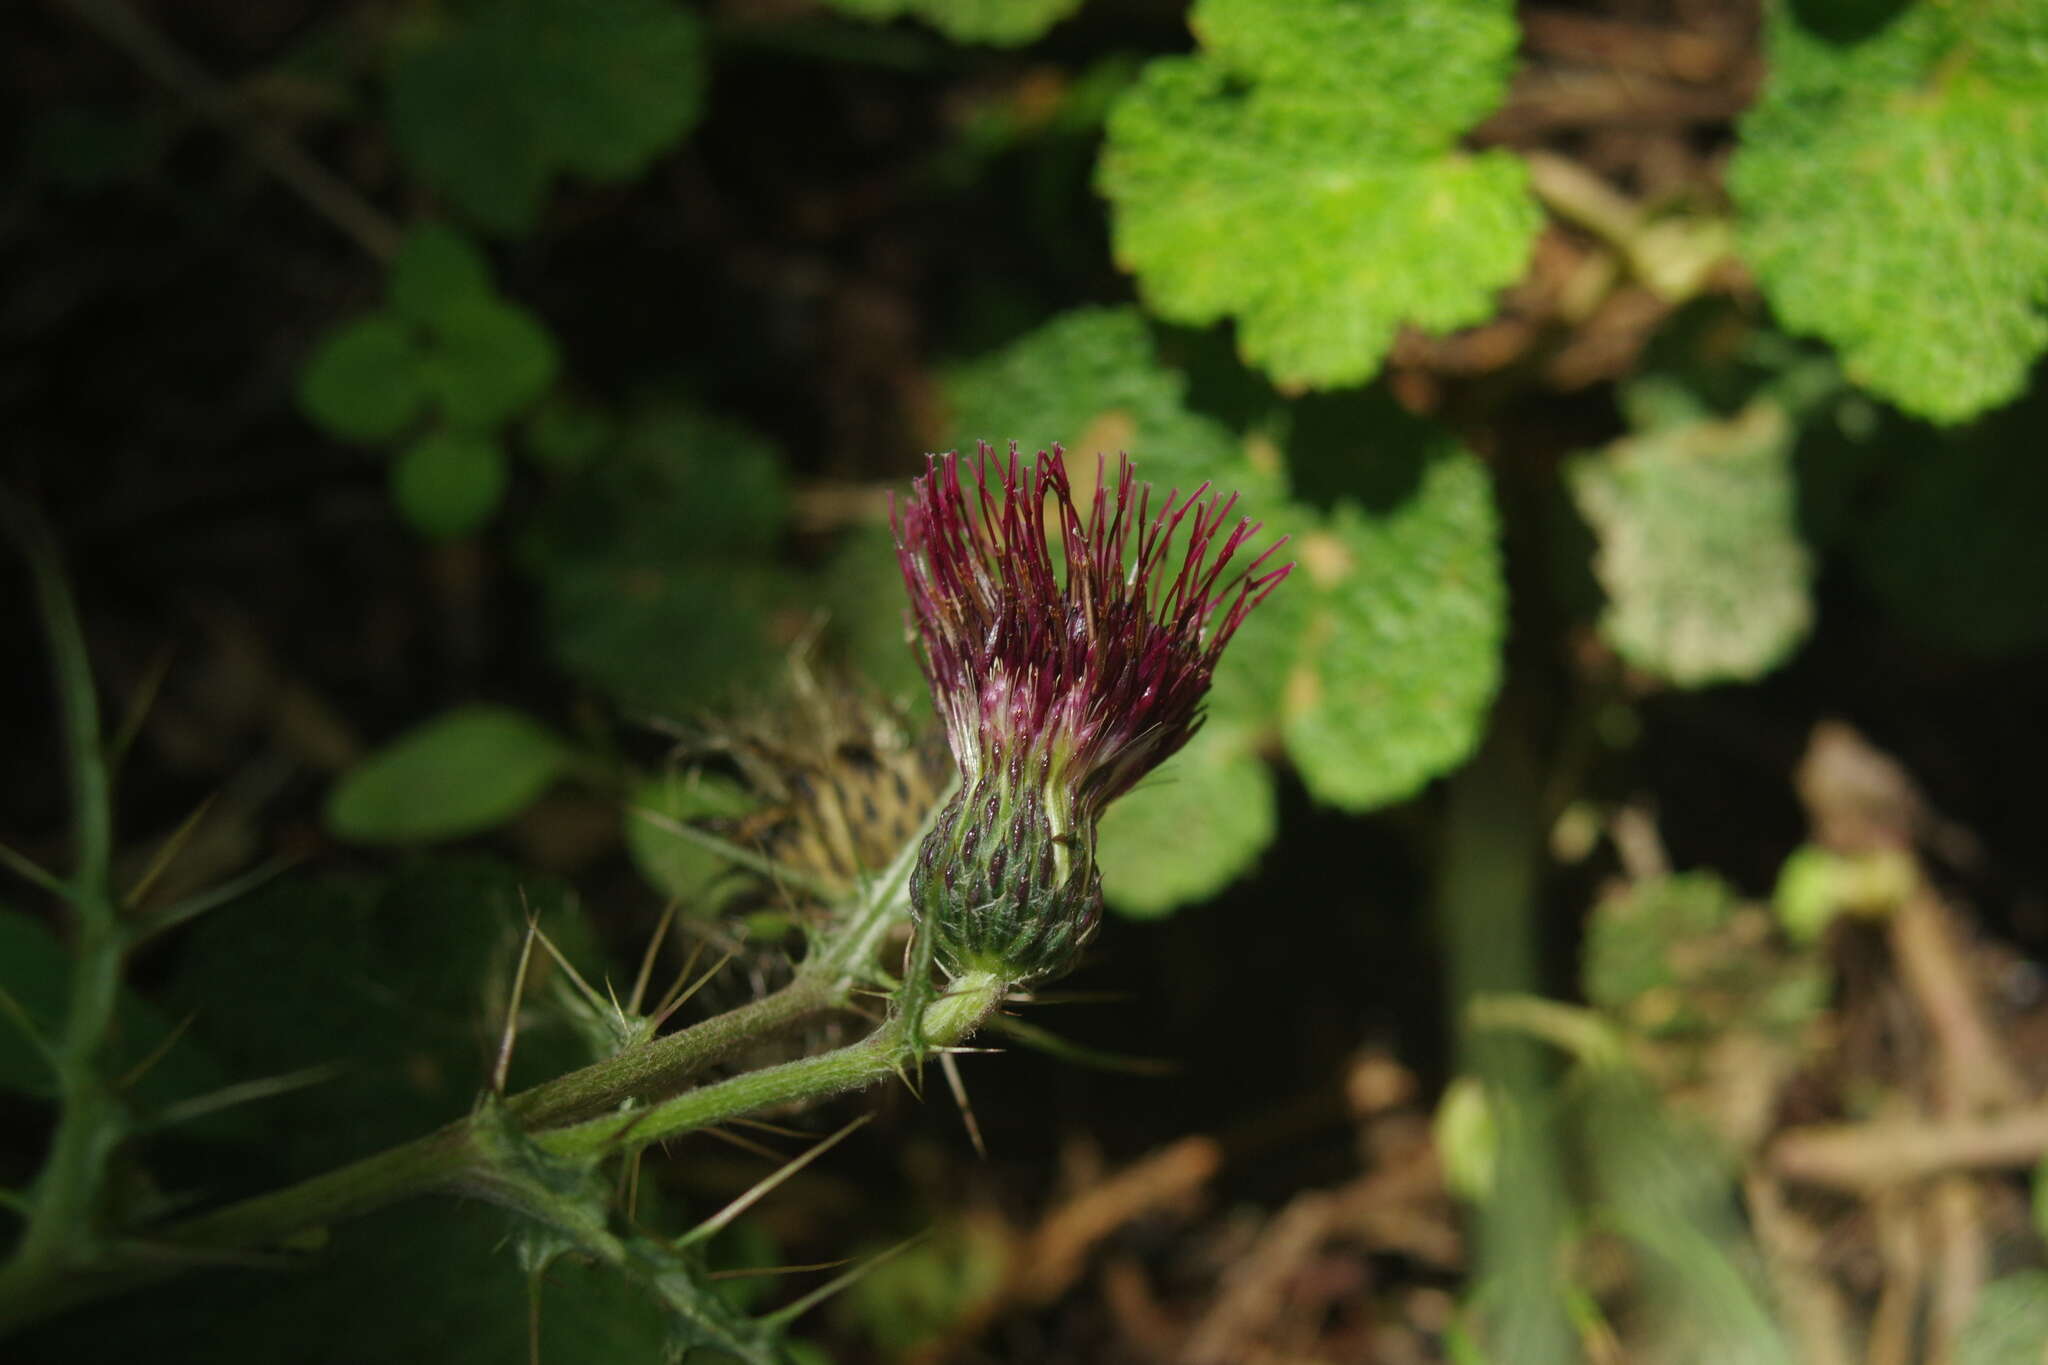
819,524,929,705
387,0,706,235
1280,431,1506,811
1958,1271,2048,1365
389,223,495,327
0,908,225,1108
390,430,510,539
1729,1,2048,423
0,909,65,1097
24,105,162,190
1097,724,1277,918
157,859,604,1173
26,862,707,1361
833,1217,1010,1356
2035,1150,2048,1243
1583,871,1827,1042
1578,1073,1793,1362
1202,504,1310,731
523,396,618,474
625,770,763,906
943,305,1260,498
521,404,795,713
1582,872,1737,1025
1097,0,1540,389
18,1200,673,1365
540,561,794,716
613,408,789,556
1433,1077,1498,1201
298,314,430,443
1853,390,2048,657
1567,400,1813,687
822,0,1081,47
425,296,559,427
326,705,573,844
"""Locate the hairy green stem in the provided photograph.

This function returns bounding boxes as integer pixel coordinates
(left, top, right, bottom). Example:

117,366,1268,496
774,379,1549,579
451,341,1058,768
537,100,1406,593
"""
535,971,1003,1168
0,499,125,1296
1439,725,1575,1364
510,785,945,1130
0,973,1003,1336
0,800,969,1335
509,975,834,1129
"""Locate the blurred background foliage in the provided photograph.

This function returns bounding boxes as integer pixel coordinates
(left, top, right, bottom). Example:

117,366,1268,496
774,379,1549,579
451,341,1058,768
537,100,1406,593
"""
6,0,2048,1361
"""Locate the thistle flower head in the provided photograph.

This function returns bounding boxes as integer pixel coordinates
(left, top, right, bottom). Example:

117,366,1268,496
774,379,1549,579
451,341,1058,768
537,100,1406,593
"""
891,441,1290,984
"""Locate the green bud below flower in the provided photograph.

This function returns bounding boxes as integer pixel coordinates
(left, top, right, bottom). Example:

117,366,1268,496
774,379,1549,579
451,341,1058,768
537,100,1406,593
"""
911,758,1102,984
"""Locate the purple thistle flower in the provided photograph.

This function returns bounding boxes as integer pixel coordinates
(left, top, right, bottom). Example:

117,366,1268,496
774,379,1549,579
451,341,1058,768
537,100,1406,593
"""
891,440,1291,984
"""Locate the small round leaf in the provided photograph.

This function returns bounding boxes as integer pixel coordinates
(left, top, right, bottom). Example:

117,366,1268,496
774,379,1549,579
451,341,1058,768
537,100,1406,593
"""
390,223,495,326
390,430,509,539
325,705,573,844
298,314,429,443
425,296,559,427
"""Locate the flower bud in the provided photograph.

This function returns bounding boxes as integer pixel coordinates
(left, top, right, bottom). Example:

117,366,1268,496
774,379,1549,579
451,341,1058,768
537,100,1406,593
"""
910,750,1102,983
892,442,1289,987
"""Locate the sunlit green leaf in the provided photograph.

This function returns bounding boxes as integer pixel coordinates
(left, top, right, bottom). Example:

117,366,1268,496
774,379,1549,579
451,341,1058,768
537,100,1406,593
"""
1568,400,1812,687
943,305,1259,499
823,0,1081,47
1958,1271,2048,1365
1580,1072,1792,1362
1582,872,1737,1028
2035,1151,2048,1244
1097,724,1277,918
1202,518,1309,732
1097,0,1538,389
1729,1,2048,423
326,705,573,844
1280,430,1505,810
1583,872,1826,1043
